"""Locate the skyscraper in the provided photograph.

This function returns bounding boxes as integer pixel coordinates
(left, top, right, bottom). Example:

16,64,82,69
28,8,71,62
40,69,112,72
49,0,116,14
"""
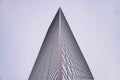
28,8,94,80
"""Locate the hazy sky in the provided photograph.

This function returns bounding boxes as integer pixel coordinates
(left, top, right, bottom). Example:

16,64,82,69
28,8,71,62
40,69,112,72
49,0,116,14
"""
0,0,120,80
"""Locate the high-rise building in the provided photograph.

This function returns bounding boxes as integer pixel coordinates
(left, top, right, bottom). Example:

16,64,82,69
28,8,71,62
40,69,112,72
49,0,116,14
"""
28,8,94,80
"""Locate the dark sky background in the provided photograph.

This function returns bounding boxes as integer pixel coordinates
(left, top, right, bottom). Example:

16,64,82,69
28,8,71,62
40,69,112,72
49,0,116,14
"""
0,0,120,80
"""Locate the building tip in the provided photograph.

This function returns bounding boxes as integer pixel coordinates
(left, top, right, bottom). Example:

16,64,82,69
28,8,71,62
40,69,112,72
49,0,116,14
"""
58,7,62,11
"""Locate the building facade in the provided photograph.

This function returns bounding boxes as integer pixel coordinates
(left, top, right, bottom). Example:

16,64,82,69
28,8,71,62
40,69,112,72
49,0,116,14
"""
28,8,94,80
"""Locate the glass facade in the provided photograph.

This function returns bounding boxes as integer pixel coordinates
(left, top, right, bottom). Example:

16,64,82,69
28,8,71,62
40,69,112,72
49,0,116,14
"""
28,8,94,80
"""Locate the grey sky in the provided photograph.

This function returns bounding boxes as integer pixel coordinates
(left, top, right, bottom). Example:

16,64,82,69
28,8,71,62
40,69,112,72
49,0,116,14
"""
0,0,120,80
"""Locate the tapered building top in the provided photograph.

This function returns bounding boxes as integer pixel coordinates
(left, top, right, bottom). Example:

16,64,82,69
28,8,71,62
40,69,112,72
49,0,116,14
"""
28,8,94,80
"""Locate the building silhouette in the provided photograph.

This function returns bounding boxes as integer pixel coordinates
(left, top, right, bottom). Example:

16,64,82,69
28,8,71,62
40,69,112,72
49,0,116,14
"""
28,8,94,80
